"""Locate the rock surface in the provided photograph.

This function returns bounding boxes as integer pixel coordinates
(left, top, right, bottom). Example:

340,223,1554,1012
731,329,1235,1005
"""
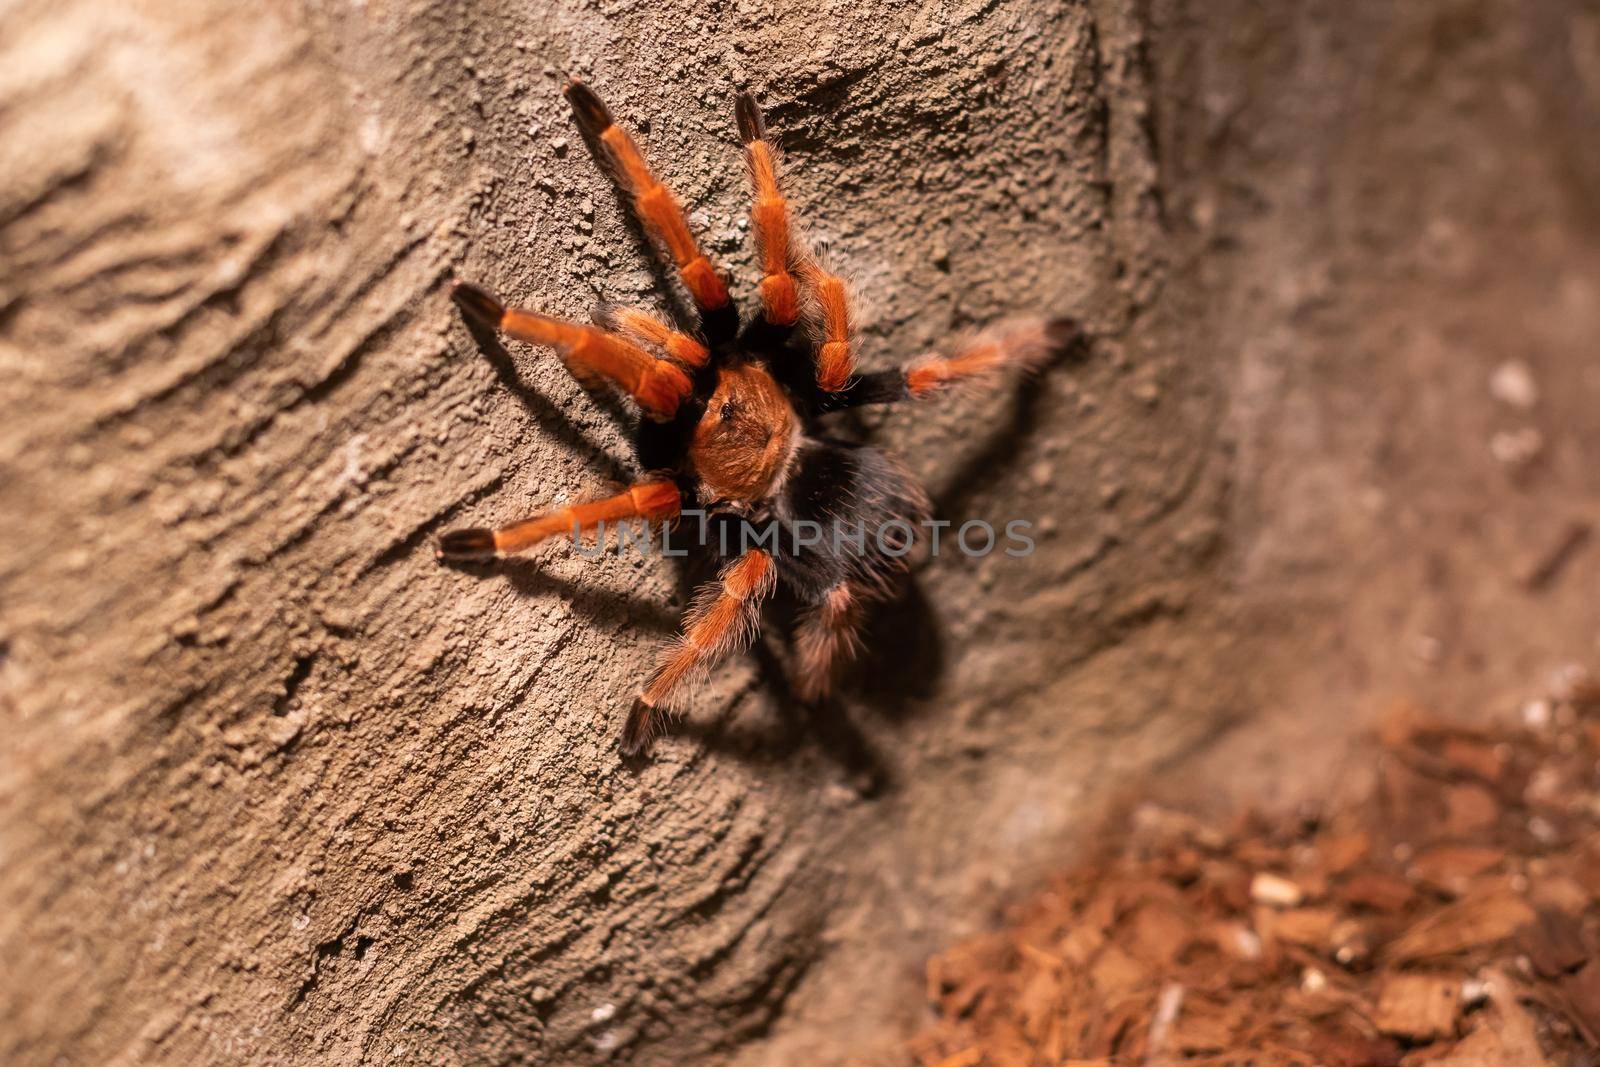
1,1,1597,1064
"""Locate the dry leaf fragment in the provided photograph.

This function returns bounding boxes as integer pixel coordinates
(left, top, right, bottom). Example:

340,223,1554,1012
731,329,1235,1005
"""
1372,972,1461,1042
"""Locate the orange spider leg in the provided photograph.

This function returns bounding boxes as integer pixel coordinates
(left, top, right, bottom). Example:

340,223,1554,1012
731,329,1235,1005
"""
735,94,800,327
565,80,730,314
453,282,691,419
599,305,710,369
436,480,680,561
904,317,1079,398
799,262,857,392
793,582,866,704
622,549,776,754
736,92,855,389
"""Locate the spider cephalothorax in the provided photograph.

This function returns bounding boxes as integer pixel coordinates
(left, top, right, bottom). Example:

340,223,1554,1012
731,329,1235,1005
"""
438,79,1075,754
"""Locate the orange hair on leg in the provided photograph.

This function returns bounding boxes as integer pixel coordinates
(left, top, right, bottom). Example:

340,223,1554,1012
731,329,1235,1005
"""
452,282,691,418
734,92,857,389
601,306,711,368
736,94,800,326
905,318,1077,398
793,582,865,703
565,81,730,312
623,549,776,753
436,480,680,561
800,262,856,392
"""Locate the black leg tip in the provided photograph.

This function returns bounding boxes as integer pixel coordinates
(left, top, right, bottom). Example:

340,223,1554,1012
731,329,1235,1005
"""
1044,316,1083,351
564,79,612,137
436,528,497,562
621,697,658,757
451,282,505,331
734,92,765,145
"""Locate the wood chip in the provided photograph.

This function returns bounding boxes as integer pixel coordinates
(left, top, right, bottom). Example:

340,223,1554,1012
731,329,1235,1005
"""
1330,918,1373,965
1125,901,1193,966
1318,830,1373,877
1265,906,1339,948
1172,1007,1234,1053
1208,919,1263,961
1304,1024,1403,1067
1439,737,1506,782
1387,890,1535,962
1250,872,1305,908
1474,968,1553,1066
1373,972,1461,1042
1526,873,1591,915
906,690,1600,1067
1336,871,1416,913
1409,845,1506,895
1556,959,1600,1046
1088,944,1147,997
1422,1023,1525,1066
1516,909,1588,978
1443,782,1501,836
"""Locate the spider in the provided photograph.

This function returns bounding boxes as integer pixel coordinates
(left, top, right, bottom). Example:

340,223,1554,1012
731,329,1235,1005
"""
439,80,1076,755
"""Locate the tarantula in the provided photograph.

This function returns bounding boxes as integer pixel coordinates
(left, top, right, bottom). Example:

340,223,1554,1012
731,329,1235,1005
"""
439,80,1074,755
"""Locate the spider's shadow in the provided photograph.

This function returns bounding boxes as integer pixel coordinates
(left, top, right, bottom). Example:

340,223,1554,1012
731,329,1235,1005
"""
673,575,944,794
568,107,701,329
461,316,637,481
444,554,679,635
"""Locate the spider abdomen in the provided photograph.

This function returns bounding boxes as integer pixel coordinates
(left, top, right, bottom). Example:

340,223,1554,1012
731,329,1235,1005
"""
768,440,930,600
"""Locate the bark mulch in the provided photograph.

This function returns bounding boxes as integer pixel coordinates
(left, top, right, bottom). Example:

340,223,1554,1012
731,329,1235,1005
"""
906,674,1600,1066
